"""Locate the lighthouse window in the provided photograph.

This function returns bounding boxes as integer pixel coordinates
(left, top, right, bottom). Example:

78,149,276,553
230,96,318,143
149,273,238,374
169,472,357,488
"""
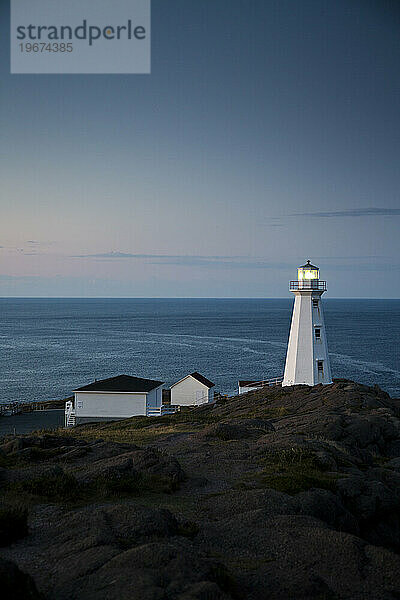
313,299,319,308
315,328,321,339
317,360,324,372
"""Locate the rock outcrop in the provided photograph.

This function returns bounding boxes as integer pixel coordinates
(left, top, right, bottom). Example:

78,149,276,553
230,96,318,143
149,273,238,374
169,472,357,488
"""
1,380,400,599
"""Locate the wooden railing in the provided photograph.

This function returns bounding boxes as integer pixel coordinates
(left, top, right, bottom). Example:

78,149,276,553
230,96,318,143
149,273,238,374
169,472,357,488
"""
146,405,181,417
1,398,67,417
0,402,21,417
239,376,283,391
64,401,76,427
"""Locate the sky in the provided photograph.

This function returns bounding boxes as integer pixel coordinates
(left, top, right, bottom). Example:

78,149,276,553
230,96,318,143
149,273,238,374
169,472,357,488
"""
1,0,400,298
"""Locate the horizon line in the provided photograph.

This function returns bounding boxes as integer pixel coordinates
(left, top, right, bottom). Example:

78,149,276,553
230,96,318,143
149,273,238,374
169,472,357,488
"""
0,296,399,301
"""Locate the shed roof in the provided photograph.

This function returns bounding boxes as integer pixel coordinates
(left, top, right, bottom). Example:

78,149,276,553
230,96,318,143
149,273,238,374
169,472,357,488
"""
171,372,215,389
238,380,263,388
74,374,164,393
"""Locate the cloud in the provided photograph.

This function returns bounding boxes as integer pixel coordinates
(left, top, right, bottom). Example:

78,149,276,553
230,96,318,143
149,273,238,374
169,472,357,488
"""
72,252,291,270
290,207,400,218
74,251,247,264
74,252,121,259
313,255,389,260
74,252,240,260
72,251,399,270
147,258,289,269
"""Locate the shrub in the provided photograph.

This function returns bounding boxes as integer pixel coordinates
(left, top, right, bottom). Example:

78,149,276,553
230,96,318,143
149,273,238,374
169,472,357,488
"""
93,472,179,497
257,447,338,495
11,471,82,503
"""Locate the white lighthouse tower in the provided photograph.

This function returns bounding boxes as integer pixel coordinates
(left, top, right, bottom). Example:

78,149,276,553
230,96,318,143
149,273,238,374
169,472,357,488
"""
282,260,332,387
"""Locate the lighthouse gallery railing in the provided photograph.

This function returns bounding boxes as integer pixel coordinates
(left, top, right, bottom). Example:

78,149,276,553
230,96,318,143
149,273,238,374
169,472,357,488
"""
290,281,326,291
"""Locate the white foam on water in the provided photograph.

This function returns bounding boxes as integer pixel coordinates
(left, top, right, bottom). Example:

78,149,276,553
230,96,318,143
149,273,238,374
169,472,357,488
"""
129,330,287,350
330,352,400,379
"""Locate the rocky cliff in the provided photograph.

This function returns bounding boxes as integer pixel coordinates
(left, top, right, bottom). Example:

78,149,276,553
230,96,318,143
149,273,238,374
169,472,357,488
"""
1,380,400,599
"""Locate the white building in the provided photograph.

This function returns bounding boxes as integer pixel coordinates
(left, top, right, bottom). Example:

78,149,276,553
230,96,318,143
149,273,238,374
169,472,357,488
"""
238,380,263,395
282,261,332,387
170,372,215,406
65,374,164,426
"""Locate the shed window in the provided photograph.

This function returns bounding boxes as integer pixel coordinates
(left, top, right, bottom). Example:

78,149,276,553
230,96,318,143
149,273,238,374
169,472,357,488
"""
315,328,321,339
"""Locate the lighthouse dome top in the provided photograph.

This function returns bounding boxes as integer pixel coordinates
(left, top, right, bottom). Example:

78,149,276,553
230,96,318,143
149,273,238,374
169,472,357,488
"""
299,260,319,270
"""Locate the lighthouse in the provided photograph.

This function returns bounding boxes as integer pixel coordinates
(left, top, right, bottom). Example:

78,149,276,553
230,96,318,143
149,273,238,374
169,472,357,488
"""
282,260,332,387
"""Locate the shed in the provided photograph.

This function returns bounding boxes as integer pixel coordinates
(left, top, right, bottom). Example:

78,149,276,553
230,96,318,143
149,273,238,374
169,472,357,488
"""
170,372,215,406
68,374,164,425
238,380,264,395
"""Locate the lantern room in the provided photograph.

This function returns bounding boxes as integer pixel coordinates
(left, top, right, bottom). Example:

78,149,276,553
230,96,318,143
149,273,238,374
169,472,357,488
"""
297,260,319,281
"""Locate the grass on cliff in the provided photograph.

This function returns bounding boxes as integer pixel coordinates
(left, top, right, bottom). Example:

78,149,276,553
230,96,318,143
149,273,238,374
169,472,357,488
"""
55,402,289,445
2,469,180,507
244,447,338,495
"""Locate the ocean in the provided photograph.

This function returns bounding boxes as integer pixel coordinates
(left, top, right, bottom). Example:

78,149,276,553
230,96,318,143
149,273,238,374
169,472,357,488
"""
0,298,399,405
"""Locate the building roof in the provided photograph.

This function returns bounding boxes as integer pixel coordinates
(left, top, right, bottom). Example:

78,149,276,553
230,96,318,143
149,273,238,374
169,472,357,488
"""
238,380,263,388
190,372,215,388
74,374,164,393
171,372,215,389
299,260,319,270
